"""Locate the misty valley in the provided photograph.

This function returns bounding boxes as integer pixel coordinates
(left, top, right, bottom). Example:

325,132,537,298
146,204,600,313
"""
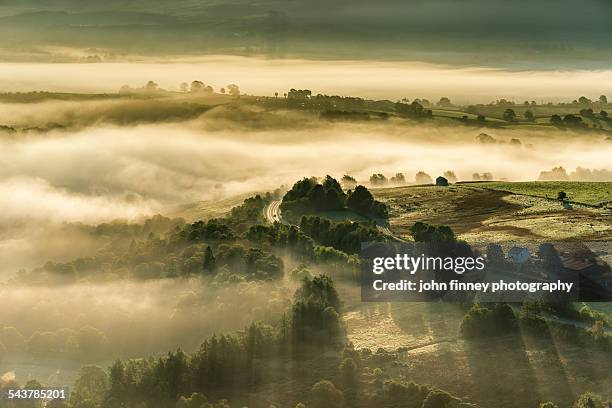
0,82,611,408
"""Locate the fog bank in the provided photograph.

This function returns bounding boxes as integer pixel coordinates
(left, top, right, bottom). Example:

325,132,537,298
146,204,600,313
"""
1,56,612,103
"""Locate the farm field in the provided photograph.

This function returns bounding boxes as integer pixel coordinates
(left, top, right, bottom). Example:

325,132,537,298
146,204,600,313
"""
372,182,612,243
475,181,612,207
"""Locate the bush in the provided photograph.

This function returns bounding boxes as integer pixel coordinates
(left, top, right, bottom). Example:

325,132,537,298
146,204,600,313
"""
310,380,344,408
460,303,518,338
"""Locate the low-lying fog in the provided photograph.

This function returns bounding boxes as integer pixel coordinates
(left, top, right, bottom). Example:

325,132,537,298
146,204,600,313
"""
1,56,612,103
1,105,611,277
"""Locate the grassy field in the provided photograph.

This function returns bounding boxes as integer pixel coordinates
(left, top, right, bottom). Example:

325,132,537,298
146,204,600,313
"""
373,183,612,243
475,181,612,206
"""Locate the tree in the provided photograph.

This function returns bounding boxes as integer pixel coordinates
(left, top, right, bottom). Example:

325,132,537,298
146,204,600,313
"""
203,246,216,274
600,110,608,119
538,403,559,408
421,389,459,408
524,110,535,122
179,82,189,93
557,191,567,201
369,173,388,186
341,175,357,188
599,95,608,105
580,108,594,118
227,84,240,97
145,81,159,92
191,81,205,92
578,96,592,105
310,380,344,408
550,114,564,127
436,97,452,107
70,366,109,407
220,87,225,94
563,114,585,128
345,185,388,218
573,392,604,408
503,108,517,122
415,171,433,184
390,173,406,185
442,171,457,183
410,222,455,243
339,358,358,389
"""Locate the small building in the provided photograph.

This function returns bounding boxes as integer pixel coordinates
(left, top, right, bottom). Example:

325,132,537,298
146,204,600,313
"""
436,176,449,186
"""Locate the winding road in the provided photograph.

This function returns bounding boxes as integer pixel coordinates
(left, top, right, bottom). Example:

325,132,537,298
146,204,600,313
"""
264,200,282,223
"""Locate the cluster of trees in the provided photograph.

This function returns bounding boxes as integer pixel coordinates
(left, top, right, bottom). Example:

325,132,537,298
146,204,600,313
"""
394,101,433,118
15,184,370,285
23,275,345,408
0,325,108,362
538,166,612,182
180,81,214,93
410,222,456,243
276,89,380,112
345,186,389,219
369,171,457,186
472,172,493,181
245,222,361,279
340,175,357,189
202,244,284,281
11,195,296,283
281,177,347,216
369,173,389,186
118,81,241,96
5,270,483,408
459,295,611,352
520,301,611,351
550,114,588,129
460,303,518,338
281,176,388,220
415,171,433,184
298,216,384,254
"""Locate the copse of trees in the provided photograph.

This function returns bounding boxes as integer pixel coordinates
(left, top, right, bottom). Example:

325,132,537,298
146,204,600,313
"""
202,244,284,280
410,221,455,243
415,171,433,184
369,173,388,186
16,193,298,284
394,101,433,118
299,215,385,254
245,221,361,279
390,173,406,185
503,108,517,122
460,303,519,338
281,176,346,215
550,114,588,129
281,176,388,220
341,175,357,188
55,275,344,408
345,185,388,219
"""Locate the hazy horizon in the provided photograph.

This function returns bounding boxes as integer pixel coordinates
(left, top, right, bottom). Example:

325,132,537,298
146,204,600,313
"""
1,56,612,104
